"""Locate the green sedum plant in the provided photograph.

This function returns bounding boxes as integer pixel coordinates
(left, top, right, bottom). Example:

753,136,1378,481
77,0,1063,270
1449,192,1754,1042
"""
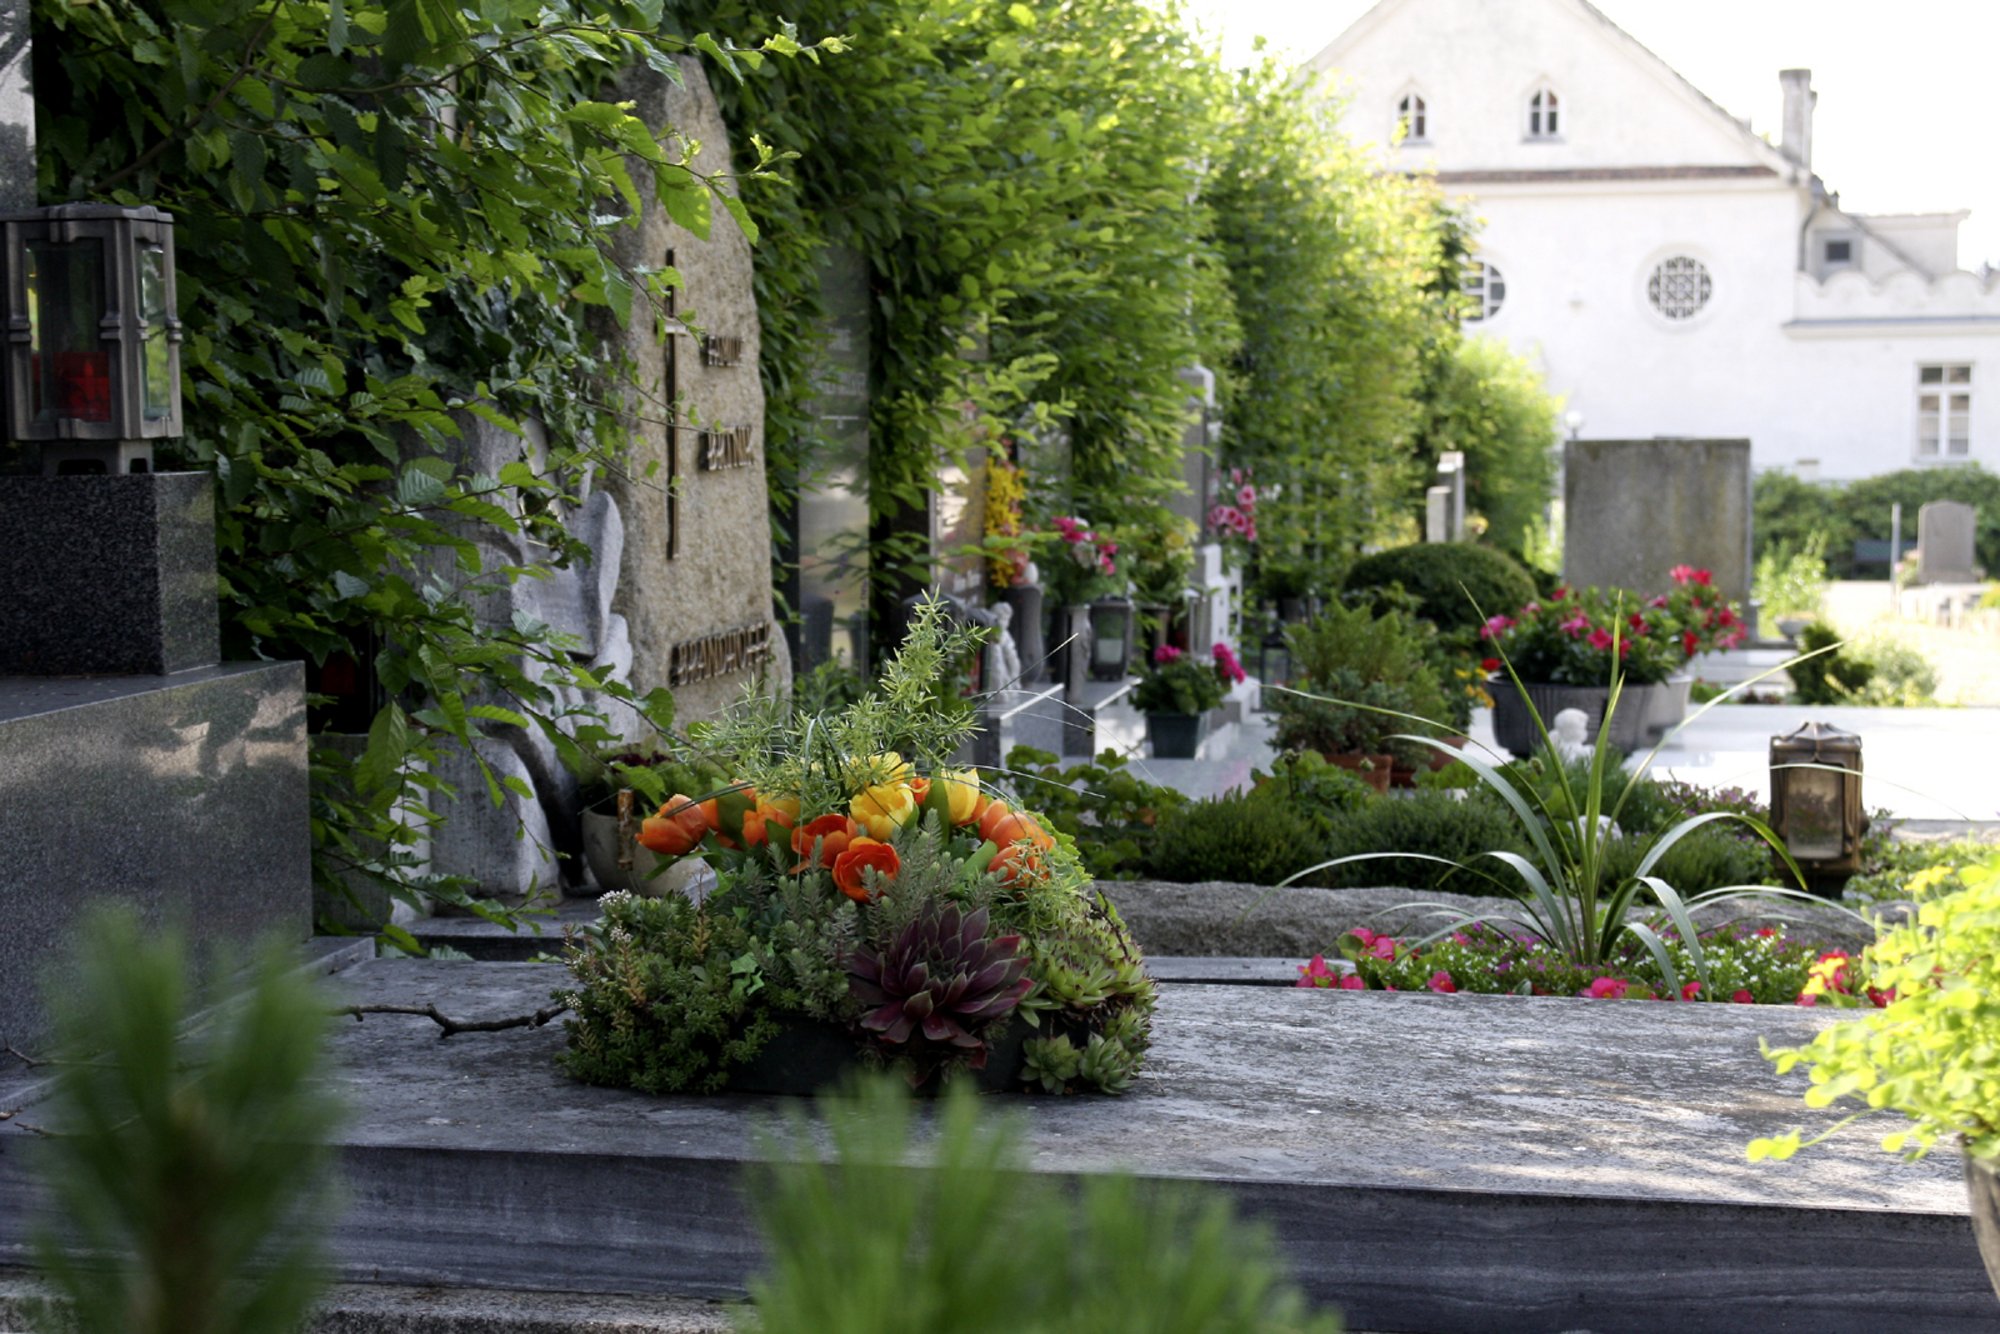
1750,854,2000,1162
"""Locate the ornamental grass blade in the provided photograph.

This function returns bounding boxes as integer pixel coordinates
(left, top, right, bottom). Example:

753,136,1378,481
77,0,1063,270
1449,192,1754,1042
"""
1637,875,1710,997
1480,849,1577,958
1623,920,1684,999
1409,728,1567,889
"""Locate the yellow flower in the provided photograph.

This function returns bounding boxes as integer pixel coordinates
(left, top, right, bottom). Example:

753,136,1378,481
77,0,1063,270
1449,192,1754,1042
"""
850,781,917,840
845,751,912,792
935,768,983,826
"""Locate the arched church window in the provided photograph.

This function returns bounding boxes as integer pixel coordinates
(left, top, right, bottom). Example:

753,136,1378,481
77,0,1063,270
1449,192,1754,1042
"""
1647,256,1713,320
1397,93,1428,142
1462,260,1506,321
1527,87,1561,139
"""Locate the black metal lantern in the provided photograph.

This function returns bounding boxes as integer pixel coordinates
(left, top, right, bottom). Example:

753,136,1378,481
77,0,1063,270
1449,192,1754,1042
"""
1769,722,1866,886
2,203,182,473
1256,621,1292,711
1088,595,1135,681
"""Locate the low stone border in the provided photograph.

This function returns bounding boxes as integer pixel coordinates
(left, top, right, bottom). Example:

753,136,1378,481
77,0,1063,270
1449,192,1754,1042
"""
1100,879,1904,958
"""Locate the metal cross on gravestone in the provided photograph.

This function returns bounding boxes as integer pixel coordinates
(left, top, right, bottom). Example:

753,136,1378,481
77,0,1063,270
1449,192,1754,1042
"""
0,0,32,210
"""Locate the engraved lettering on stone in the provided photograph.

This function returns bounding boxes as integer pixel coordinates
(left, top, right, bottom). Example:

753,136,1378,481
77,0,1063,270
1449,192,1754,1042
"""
701,334,743,368
670,621,771,686
698,424,755,471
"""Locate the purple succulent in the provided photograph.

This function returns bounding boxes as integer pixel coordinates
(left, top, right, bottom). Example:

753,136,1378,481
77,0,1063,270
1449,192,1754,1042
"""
848,904,1032,1079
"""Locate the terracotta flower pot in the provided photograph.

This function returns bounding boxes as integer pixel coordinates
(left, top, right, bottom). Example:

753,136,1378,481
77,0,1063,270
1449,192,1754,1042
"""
1324,751,1393,794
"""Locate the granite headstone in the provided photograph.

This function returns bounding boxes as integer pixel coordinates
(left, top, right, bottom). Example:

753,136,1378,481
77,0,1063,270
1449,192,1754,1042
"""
1915,499,1978,584
1564,438,1752,604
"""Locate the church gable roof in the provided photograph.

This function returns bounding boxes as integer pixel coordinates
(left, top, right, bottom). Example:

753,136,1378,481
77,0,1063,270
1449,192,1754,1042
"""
1309,0,1797,178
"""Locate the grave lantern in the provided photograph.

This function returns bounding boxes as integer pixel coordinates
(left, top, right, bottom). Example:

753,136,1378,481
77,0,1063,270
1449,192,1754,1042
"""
1088,594,1135,681
1256,620,1292,711
2,204,182,474
1768,721,1866,887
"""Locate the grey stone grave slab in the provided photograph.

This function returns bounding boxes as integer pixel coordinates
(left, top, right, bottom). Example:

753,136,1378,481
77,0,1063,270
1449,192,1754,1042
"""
7,959,1987,1332
1917,498,1979,584
1565,438,1752,604
0,663,309,1051
0,473,220,675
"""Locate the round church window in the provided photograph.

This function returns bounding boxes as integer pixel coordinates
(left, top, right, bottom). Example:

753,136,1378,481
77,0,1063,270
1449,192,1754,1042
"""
1647,256,1712,320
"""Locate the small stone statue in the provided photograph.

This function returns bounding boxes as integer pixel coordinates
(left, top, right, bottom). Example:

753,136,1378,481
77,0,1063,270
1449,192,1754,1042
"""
991,600,1023,690
1550,707,1593,764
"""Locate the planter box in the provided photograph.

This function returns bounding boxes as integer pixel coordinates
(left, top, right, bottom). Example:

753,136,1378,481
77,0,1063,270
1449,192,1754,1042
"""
1145,711,1206,758
724,1016,1066,1096
1490,678,1650,757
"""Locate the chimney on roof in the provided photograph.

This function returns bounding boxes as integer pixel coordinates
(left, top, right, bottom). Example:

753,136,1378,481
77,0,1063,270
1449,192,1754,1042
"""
1779,69,1815,170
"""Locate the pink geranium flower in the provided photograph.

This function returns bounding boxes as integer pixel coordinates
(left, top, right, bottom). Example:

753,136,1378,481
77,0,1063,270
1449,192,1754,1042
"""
1587,627,1614,651
1152,644,1184,665
1561,613,1590,637
1427,971,1457,994
1580,977,1630,1000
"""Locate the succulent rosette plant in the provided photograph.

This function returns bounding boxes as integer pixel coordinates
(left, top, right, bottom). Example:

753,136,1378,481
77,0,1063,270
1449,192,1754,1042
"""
558,598,1156,1095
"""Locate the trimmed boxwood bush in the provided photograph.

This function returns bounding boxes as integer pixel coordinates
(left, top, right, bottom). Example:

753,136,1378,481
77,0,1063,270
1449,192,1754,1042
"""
1341,543,1538,638
1311,791,1530,896
1144,796,1326,887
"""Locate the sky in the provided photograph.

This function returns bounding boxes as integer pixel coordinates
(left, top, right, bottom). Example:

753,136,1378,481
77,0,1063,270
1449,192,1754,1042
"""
1184,0,2000,270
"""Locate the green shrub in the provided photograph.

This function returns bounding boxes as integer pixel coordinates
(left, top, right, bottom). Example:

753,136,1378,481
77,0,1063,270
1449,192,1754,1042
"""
1005,746,1188,881
1848,636,1940,705
1251,751,1376,840
1145,796,1326,886
1313,792,1530,895
1340,543,1538,638
744,1078,1342,1333
1600,825,1778,896
1789,622,1873,704
30,909,341,1334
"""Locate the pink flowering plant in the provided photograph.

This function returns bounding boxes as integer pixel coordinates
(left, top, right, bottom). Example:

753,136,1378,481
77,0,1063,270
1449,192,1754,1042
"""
1279,610,1849,1003
1042,515,1124,606
1296,921,1830,1005
1476,568,1746,687
1207,467,1260,547
1131,643,1240,717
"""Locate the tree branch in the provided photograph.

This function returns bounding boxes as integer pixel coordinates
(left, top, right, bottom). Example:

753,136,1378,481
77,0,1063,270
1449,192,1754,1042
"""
335,1001,569,1039
95,9,281,194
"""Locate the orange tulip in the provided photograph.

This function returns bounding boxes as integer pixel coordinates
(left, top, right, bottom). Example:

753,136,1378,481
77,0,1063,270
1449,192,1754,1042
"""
982,805,1053,851
908,776,931,804
832,838,900,902
742,797,797,849
636,793,709,857
988,842,1046,889
791,813,859,870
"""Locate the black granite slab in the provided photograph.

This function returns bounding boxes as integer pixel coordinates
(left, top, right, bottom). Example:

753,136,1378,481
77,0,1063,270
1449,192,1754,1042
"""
0,662,309,1049
7,960,1985,1333
0,471,219,674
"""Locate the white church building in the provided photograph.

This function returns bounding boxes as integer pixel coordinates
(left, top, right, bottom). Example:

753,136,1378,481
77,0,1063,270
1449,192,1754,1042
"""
1311,0,2000,481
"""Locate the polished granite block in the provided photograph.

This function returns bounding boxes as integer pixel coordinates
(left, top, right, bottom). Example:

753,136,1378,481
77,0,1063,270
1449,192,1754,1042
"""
0,663,309,1050
0,472,220,675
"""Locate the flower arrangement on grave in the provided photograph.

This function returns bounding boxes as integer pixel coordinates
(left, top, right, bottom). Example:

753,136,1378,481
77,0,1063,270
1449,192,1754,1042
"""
983,454,1033,590
556,599,1156,1096
1041,514,1124,607
1131,643,1238,718
1476,568,1745,687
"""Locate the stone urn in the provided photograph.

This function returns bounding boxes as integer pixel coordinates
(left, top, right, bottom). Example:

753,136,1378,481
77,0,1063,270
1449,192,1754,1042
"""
1639,674,1694,744
581,800,711,901
1969,1153,2000,1302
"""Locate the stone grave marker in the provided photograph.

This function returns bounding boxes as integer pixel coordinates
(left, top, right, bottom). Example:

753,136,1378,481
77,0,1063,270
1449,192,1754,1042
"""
600,54,791,724
1565,438,1751,604
1915,499,1978,584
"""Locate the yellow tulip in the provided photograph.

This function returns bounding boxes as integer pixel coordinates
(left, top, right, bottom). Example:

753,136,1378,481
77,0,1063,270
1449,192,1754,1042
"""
850,781,917,840
936,768,982,826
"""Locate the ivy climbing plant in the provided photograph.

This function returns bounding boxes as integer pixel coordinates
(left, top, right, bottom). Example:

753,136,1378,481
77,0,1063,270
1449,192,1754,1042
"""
32,0,824,936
